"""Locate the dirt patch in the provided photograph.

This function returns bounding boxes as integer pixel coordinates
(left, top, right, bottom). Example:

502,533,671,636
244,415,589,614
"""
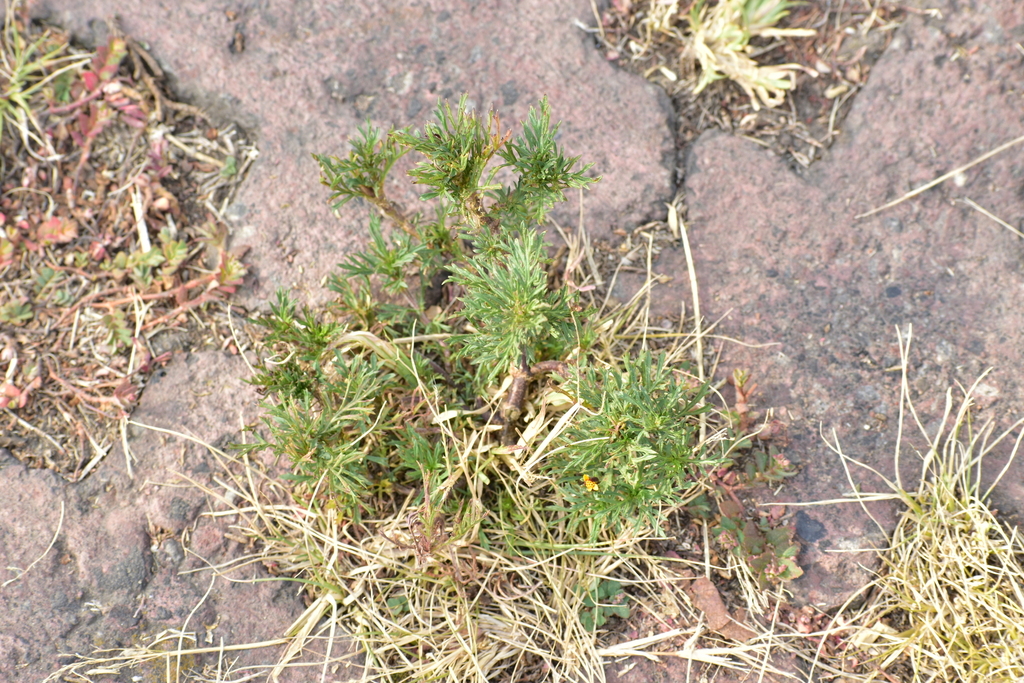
593,0,905,168
0,12,253,476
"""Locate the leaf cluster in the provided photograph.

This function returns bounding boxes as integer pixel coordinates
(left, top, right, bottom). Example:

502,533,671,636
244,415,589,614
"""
312,124,406,213
579,579,630,632
691,399,803,587
241,293,407,512
550,351,719,536
395,97,508,209
337,213,425,296
245,97,732,557
714,496,803,587
448,229,577,389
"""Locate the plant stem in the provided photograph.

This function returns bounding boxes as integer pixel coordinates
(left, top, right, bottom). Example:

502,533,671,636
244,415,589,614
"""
362,187,417,238
500,357,569,445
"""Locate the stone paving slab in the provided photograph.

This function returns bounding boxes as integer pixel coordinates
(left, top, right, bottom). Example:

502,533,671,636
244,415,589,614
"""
33,0,676,308
1,351,325,682
671,0,1024,606
3,0,1024,680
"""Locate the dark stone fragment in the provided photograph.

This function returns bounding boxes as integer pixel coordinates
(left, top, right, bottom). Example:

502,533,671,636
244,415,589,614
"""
795,511,827,543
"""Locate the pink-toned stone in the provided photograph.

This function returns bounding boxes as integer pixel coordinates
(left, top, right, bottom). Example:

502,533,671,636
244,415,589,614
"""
673,0,1024,606
0,353,320,682
31,0,676,308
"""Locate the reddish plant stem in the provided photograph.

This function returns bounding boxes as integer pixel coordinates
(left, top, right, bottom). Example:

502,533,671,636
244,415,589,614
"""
362,187,417,238
46,363,129,417
139,284,228,331
94,273,217,309
48,88,105,115
54,272,218,325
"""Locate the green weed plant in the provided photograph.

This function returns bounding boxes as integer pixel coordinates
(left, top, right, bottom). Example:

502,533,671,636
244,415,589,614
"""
579,579,630,632
230,97,806,681
234,100,794,683
243,96,726,538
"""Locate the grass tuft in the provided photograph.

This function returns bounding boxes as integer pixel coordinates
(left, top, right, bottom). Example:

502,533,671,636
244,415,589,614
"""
812,327,1024,683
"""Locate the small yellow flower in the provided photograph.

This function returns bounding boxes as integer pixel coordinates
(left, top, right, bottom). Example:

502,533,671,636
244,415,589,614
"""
581,474,599,492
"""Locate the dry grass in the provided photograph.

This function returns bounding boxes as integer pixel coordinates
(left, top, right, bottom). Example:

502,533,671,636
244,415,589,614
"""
589,0,904,167
596,0,815,110
678,0,815,109
799,327,1024,683
44,204,799,683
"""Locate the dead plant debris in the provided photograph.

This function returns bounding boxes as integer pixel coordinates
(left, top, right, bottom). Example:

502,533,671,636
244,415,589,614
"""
0,6,255,477
590,0,905,166
786,328,1024,683
43,187,807,682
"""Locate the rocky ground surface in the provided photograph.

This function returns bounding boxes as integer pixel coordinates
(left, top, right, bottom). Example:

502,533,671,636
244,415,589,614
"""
679,0,1024,608
3,0,1023,681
